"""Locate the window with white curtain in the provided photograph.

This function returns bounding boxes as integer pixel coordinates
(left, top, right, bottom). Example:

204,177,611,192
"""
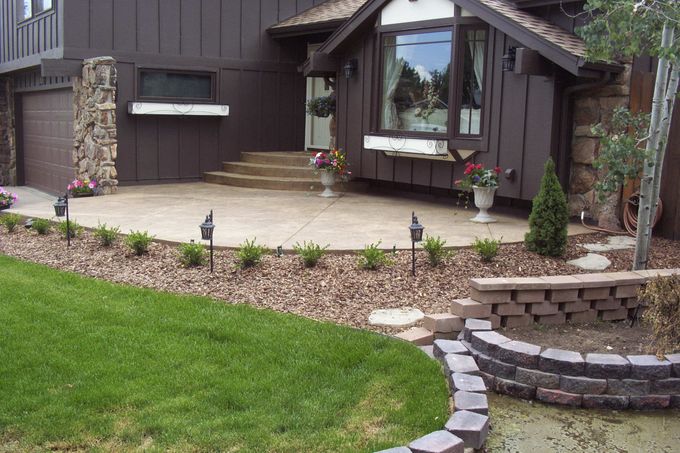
458,28,486,136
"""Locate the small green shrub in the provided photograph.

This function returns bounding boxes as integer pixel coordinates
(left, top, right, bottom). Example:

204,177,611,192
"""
236,238,268,268
93,223,120,247
0,213,22,233
524,158,569,257
31,218,51,235
125,230,154,256
57,219,84,238
178,241,207,267
357,241,392,270
422,235,453,266
293,241,329,268
472,237,501,262
639,275,680,357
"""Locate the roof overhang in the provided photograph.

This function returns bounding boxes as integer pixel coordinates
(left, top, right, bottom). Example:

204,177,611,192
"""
300,51,338,77
268,19,345,38
316,0,622,78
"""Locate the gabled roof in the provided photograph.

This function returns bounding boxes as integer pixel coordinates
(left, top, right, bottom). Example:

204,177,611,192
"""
312,0,620,77
269,0,369,37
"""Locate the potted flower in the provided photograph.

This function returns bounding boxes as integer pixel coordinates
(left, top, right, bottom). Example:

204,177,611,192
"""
455,162,502,223
0,187,17,210
67,178,98,197
309,149,351,198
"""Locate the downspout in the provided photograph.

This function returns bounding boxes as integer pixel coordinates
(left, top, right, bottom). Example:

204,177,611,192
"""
557,71,611,190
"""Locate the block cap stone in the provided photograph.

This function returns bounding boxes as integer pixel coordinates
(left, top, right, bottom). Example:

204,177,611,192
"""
539,275,583,289
453,390,489,415
539,348,585,376
408,430,464,453
572,273,616,288
444,410,489,450
469,277,515,291
433,340,469,359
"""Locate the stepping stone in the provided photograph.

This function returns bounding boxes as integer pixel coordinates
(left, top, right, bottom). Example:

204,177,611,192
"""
444,354,480,375
408,430,464,453
582,235,635,252
567,253,611,271
395,327,433,346
369,307,425,328
444,410,489,450
453,390,489,415
375,448,411,453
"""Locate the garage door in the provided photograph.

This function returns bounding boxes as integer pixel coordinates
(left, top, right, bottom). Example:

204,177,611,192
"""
21,89,74,194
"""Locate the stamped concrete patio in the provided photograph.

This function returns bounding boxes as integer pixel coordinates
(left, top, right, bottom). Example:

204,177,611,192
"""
6,183,590,250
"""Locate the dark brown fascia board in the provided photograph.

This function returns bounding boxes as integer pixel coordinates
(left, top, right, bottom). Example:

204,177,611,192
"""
41,58,82,77
508,0,582,8
268,19,345,38
453,0,583,75
0,48,62,75
514,48,552,76
300,51,338,77
318,0,391,55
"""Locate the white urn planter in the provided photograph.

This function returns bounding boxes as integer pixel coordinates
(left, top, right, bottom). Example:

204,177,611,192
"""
470,186,497,223
319,171,338,198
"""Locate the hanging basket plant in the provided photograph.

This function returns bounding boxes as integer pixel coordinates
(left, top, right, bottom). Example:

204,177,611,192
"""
306,95,336,118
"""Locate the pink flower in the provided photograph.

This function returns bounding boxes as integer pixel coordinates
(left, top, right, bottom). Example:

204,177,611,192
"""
88,183,95,189
68,184,74,190
454,179,462,186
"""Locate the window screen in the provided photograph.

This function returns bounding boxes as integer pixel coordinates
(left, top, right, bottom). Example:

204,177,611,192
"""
139,71,214,101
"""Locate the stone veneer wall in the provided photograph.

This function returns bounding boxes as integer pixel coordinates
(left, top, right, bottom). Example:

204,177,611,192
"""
0,77,16,186
568,65,633,229
72,57,118,194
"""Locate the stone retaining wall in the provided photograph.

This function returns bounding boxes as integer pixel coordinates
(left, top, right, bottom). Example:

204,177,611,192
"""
72,57,118,194
0,77,15,186
446,319,680,411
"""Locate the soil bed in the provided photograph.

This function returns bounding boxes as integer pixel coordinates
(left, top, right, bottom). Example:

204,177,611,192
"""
499,321,672,355
0,227,679,334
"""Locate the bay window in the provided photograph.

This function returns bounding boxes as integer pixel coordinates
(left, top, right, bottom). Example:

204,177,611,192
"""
377,21,488,147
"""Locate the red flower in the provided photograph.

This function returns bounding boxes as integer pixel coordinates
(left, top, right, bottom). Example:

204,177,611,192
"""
494,166,502,174
464,167,472,175
476,163,483,170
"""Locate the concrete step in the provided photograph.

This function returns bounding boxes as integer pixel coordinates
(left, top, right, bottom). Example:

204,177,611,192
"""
222,161,314,178
204,171,321,191
240,151,311,166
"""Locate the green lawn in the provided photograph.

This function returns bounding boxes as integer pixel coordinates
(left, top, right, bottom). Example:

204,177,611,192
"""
0,255,447,452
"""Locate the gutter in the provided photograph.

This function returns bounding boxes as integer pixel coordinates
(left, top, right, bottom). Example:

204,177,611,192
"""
557,71,612,191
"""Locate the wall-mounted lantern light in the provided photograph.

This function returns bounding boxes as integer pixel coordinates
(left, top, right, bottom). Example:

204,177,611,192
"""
200,210,215,273
502,47,517,72
409,211,424,277
344,59,358,80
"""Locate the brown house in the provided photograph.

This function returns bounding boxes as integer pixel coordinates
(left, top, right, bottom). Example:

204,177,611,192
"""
0,0,677,235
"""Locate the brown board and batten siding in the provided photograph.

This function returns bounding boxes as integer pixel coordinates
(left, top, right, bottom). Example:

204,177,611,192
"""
51,0,327,184
0,0,61,66
335,24,556,201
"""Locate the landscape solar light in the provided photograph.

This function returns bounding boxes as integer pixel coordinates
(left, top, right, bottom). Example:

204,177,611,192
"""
200,210,215,273
53,194,71,247
409,212,424,276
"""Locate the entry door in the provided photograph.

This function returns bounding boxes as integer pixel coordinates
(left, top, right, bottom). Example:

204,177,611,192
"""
305,44,332,151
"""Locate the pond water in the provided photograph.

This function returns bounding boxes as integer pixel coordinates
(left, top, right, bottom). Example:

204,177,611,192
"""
486,393,680,452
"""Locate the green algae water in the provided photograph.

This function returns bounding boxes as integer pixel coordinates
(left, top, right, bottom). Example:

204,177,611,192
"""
486,393,680,452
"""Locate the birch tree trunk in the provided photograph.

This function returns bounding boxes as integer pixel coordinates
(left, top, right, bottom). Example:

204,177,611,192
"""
633,23,677,270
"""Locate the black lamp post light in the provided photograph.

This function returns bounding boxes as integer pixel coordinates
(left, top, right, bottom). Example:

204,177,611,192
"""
409,211,424,277
53,194,70,247
200,210,215,273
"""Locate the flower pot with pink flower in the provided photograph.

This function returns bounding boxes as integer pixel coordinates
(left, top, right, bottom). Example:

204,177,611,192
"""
67,178,98,197
0,187,18,210
454,162,502,223
309,149,351,198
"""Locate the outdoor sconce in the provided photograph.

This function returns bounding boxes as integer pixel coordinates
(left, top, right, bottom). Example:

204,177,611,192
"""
53,195,70,247
200,210,215,273
344,59,358,80
409,211,424,277
502,47,516,72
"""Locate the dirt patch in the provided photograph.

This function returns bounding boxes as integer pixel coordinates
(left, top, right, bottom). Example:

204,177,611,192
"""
0,227,679,334
500,321,673,355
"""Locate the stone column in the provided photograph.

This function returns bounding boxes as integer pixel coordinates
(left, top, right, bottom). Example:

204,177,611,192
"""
568,64,632,229
73,56,118,194
0,77,16,186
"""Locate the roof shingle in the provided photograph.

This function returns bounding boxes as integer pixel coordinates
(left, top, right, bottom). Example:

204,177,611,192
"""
270,0,369,30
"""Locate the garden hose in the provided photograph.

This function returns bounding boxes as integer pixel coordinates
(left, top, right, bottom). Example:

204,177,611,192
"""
579,193,663,237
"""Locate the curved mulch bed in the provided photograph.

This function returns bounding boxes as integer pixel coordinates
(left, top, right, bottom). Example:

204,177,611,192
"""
1,227,679,333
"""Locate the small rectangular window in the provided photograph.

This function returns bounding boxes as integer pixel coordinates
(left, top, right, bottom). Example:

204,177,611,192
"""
17,0,52,21
138,70,215,102
380,29,452,135
457,28,486,136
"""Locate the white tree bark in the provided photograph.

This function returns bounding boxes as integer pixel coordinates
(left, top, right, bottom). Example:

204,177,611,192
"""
633,23,677,270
